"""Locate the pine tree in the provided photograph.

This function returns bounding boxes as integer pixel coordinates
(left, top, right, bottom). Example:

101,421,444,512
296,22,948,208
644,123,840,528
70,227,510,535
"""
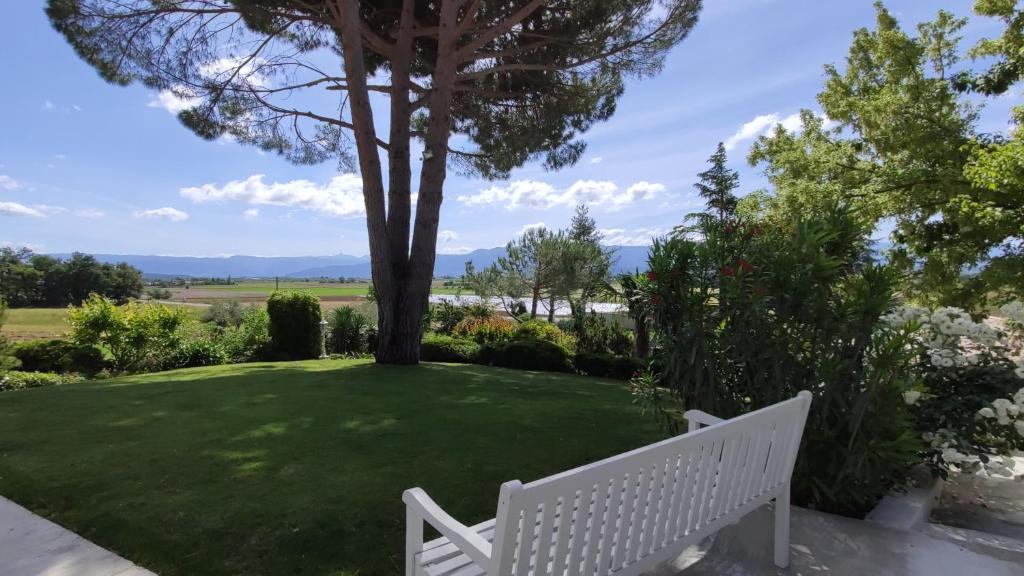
694,142,739,223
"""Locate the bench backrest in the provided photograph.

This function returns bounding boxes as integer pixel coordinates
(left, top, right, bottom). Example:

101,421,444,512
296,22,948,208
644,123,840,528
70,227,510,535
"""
489,391,812,576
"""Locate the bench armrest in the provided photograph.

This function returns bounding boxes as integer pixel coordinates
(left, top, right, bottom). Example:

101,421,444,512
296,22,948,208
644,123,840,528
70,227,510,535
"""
684,409,724,432
403,488,492,570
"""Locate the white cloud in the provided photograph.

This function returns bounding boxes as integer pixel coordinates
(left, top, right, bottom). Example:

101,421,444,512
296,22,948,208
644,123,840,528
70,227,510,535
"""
54,154,67,160
599,226,671,246
72,104,82,112
134,207,189,222
243,208,260,220
41,101,54,110
148,89,201,114
32,204,68,215
74,208,105,219
438,245,473,255
0,175,17,190
438,230,458,242
589,157,603,165
517,222,547,235
0,202,46,218
458,179,664,211
724,111,837,150
181,174,365,218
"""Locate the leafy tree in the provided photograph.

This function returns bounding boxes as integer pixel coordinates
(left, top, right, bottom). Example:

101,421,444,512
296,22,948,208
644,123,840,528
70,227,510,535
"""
48,0,703,363
498,226,563,318
0,248,143,307
749,4,1023,307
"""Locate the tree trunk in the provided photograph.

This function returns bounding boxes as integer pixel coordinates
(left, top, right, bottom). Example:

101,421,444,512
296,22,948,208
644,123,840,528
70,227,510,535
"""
634,315,650,358
547,295,556,322
530,286,539,318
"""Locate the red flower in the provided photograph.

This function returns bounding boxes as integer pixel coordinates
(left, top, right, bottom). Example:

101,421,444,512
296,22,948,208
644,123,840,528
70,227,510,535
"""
737,258,753,272
723,224,735,234
631,370,643,379
651,294,663,305
646,271,657,281
722,265,736,277
749,226,763,237
754,286,766,297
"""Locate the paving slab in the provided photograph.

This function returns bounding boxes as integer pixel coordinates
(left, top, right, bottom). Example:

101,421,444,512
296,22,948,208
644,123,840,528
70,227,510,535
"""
650,504,1024,576
0,497,155,576
930,457,1024,542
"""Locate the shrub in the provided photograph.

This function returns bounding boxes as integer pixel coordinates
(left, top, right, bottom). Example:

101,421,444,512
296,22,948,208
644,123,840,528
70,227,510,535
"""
479,339,574,373
513,319,577,350
68,294,188,372
12,339,106,376
0,371,84,391
266,291,322,360
452,315,516,344
0,302,21,376
201,300,246,327
166,338,228,369
638,208,922,517
574,352,644,380
431,301,466,334
566,312,633,355
146,287,172,300
328,306,371,354
420,334,480,363
222,306,272,362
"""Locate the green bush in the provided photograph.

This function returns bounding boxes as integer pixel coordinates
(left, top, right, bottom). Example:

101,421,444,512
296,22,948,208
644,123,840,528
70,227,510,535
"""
68,294,188,372
479,339,574,373
266,291,322,360
431,301,466,334
420,334,480,363
328,307,370,354
639,207,922,517
13,339,106,376
222,306,271,363
567,312,633,355
166,339,228,369
201,300,246,327
513,320,577,350
453,315,516,344
146,287,172,300
574,352,644,380
0,302,17,375
0,371,84,391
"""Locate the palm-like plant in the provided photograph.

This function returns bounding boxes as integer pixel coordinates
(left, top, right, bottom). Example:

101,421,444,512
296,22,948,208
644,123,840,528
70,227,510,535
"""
602,272,651,358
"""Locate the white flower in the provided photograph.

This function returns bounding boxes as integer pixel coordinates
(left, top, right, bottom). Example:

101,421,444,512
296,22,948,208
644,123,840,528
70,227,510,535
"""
921,432,935,442
941,448,966,464
979,407,996,418
903,390,922,405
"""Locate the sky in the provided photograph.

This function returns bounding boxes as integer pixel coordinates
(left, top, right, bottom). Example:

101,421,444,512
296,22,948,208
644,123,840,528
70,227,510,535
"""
0,0,1017,257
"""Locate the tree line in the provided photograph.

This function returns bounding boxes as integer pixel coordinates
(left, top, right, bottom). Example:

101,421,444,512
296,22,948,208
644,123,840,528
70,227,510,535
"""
0,248,144,308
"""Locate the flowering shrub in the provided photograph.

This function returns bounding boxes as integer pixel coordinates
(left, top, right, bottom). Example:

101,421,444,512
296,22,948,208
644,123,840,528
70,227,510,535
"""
637,206,923,516
884,303,1024,477
452,316,516,344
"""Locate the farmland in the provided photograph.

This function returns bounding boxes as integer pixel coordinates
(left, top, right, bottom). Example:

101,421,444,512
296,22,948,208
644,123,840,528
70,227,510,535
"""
165,279,466,306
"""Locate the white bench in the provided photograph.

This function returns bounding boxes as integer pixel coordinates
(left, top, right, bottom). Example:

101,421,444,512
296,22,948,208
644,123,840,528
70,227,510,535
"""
403,391,812,576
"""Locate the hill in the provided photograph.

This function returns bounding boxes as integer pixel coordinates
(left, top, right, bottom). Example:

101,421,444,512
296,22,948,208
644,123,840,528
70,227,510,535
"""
64,245,651,278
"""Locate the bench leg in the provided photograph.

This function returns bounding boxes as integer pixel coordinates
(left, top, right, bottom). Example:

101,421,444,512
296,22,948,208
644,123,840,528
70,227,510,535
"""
773,485,790,568
406,505,423,576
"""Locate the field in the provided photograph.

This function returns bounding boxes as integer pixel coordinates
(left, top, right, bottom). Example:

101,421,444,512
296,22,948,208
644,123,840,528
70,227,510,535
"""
0,359,663,575
166,280,466,306
1,304,205,342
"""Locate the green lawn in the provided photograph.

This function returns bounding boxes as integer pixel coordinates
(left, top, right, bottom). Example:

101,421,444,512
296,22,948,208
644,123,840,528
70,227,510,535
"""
0,360,664,575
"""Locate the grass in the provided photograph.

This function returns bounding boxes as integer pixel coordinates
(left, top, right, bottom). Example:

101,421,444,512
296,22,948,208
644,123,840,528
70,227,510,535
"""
1,304,204,342
1,308,69,341
0,360,664,575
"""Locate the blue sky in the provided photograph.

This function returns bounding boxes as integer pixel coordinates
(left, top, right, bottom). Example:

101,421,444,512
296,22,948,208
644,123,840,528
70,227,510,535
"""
0,0,1016,257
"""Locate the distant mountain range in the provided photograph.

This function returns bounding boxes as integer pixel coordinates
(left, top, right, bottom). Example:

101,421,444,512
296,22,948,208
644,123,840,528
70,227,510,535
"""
61,246,651,279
